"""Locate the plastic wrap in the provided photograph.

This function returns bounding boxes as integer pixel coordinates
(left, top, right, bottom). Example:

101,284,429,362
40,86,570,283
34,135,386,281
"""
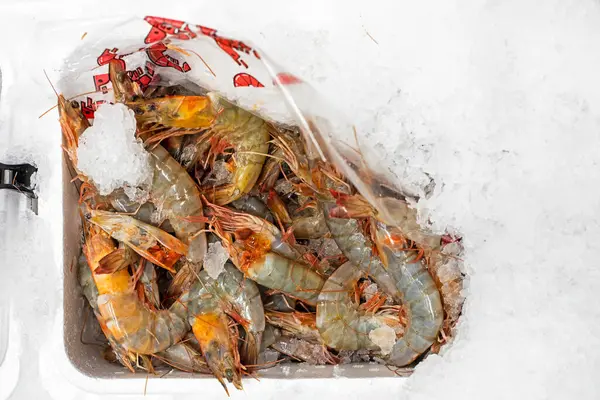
57,16,405,218
53,14,463,393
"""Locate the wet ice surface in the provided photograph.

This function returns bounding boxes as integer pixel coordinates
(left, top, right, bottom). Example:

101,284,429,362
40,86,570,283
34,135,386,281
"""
1,1,600,399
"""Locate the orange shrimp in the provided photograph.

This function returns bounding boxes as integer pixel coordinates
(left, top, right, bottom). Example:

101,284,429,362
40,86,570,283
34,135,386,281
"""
83,223,188,355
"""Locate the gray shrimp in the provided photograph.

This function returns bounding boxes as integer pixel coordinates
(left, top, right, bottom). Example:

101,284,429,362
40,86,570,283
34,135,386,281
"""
231,195,274,222
271,337,338,365
173,263,264,392
149,145,207,264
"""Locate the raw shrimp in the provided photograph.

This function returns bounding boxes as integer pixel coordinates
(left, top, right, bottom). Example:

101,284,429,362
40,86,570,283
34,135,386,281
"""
211,205,326,305
174,263,264,392
166,259,200,302
107,69,208,263
109,59,143,103
83,224,188,355
265,311,322,344
231,195,274,222
320,204,401,303
58,94,90,183
317,243,443,366
60,84,207,265
138,262,161,310
201,95,270,205
271,337,338,365
266,190,292,227
263,293,296,312
87,209,187,273
372,221,444,366
290,211,329,239
96,242,138,274
332,191,442,252
108,188,156,224
423,241,464,350
274,138,403,296
168,234,221,302
81,255,207,373
127,95,217,129
157,338,211,374
78,252,134,371
148,145,207,263
209,203,299,260
275,133,349,195
316,262,395,352
256,146,285,191
224,244,325,306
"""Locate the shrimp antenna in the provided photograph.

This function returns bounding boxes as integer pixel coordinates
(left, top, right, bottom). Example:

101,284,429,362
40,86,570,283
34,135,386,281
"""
44,69,59,97
39,85,107,119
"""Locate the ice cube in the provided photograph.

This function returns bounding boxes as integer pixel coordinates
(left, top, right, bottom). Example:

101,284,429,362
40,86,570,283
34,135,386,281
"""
363,282,379,302
203,241,229,279
368,325,396,355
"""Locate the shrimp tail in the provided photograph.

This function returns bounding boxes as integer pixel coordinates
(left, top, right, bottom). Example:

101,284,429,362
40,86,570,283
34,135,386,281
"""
328,190,376,219
96,248,133,274
88,210,188,273
167,261,201,301
240,331,262,367
267,190,292,225
203,183,237,206
207,202,265,233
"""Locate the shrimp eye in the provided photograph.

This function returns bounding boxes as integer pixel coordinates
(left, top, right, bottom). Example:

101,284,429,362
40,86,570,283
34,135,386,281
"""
148,104,157,111
71,101,79,109
225,369,234,381
134,108,143,115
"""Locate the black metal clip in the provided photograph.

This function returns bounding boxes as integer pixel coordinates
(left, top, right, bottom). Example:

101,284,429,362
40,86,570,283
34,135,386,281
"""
0,162,38,214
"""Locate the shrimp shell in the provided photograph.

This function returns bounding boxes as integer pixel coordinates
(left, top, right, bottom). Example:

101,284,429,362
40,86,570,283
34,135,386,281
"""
202,96,270,205
290,211,329,239
84,225,188,355
149,145,207,263
316,262,386,351
382,247,443,366
87,209,187,272
271,336,338,365
320,201,401,303
244,252,325,306
175,263,261,391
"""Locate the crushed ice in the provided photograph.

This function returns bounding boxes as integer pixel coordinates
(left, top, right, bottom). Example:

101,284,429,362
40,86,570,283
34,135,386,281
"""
76,103,152,201
368,324,396,355
203,241,229,279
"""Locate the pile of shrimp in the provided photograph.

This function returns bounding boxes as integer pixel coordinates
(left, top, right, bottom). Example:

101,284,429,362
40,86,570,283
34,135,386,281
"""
60,60,465,394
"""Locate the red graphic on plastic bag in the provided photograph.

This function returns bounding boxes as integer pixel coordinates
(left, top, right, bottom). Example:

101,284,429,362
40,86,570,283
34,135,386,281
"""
233,73,264,88
97,48,126,68
129,62,156,90
274,72,302,85
94,48,127,95
93,74,110,94
78,97,106,119
146,42,191,72
144,16,198,43
143,16,260,70
198,25,258,68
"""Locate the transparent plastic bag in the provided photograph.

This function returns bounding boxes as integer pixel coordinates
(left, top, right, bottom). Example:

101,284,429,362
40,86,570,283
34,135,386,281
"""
57,16,403,221
56,15,463,388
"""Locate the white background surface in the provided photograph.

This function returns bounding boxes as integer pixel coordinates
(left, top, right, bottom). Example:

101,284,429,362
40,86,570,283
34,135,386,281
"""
1,1,600,399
